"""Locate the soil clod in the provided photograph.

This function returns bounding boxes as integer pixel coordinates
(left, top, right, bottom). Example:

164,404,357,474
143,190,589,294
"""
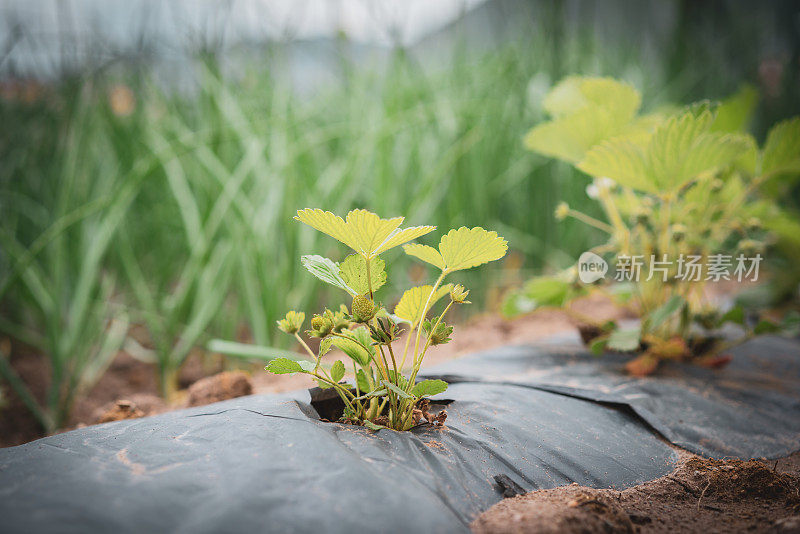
186,371,253,407
95,400,143,423
94,394,165,424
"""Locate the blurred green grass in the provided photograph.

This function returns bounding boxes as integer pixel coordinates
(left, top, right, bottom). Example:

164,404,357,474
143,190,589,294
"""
0,24,797,427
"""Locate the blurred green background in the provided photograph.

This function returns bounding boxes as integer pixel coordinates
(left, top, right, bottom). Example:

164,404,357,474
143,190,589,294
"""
1,0,799,430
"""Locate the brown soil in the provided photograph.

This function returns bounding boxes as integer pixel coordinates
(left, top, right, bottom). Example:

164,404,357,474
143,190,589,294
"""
72,351,161,423
92,394,167,424
185,370,253,407
0,340,49,447
472,450,800,534
95,399,144,423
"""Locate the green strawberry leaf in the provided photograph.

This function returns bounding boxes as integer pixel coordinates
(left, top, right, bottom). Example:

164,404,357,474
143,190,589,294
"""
295,208,434,258
362,420,387,431
607,326,641,352
386,370,408,391
330,326,375,366
265,357,305,374
580,105,751,194
647,295,686,332
394,284,452,327
718,306,745,326
356,369,371,392
318,337,333,357
300,255,355,295
761,117,800,178
526,77,642,163
339,254,387,295
436,227,508,273
381,380,414,399
710,85,757,134
403,244,445,270
589,337,608,356
411,379,448,398
354,388,388,401
330,360,345,383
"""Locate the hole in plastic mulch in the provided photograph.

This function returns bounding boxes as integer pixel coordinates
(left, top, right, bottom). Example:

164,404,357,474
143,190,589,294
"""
308,384,453,425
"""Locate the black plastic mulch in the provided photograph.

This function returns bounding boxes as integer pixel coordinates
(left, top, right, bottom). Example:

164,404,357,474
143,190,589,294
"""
2,334,797,533
0,381,676,534
422,334,800,459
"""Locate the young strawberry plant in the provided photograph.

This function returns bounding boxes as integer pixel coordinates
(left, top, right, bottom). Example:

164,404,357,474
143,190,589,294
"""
505,77,800,375
266,209,507,430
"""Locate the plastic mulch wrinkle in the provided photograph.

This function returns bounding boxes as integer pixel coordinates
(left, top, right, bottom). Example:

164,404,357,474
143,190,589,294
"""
422,334,800,459
0,381,676,534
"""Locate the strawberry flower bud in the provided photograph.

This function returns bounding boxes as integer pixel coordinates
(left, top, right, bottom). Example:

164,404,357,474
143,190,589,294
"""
277,311,305,335
422,319,453,346
554,202,570,221
450,284,471,304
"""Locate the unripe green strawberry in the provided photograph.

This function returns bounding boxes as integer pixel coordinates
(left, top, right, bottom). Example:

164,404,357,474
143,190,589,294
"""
351,294,376,323
308,314,333,337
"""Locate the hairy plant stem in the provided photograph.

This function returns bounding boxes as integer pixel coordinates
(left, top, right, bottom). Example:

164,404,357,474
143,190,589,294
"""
598,183,627,234
597,183,631,252
405,301,452,396
386,343,399,381
295,332,319,369
564,209,614,234
655,193,676,339
415,301,453,375
399,327,413,370
399,300,454,430
406,271,446,370
658,193,673,258
364,254,374,300
352,362,360,397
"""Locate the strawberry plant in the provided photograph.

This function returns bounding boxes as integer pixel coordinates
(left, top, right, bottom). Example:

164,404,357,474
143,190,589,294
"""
505,77,800,375
267,209,507,430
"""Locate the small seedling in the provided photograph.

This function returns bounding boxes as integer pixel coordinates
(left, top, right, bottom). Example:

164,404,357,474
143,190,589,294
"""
267,209,507,430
